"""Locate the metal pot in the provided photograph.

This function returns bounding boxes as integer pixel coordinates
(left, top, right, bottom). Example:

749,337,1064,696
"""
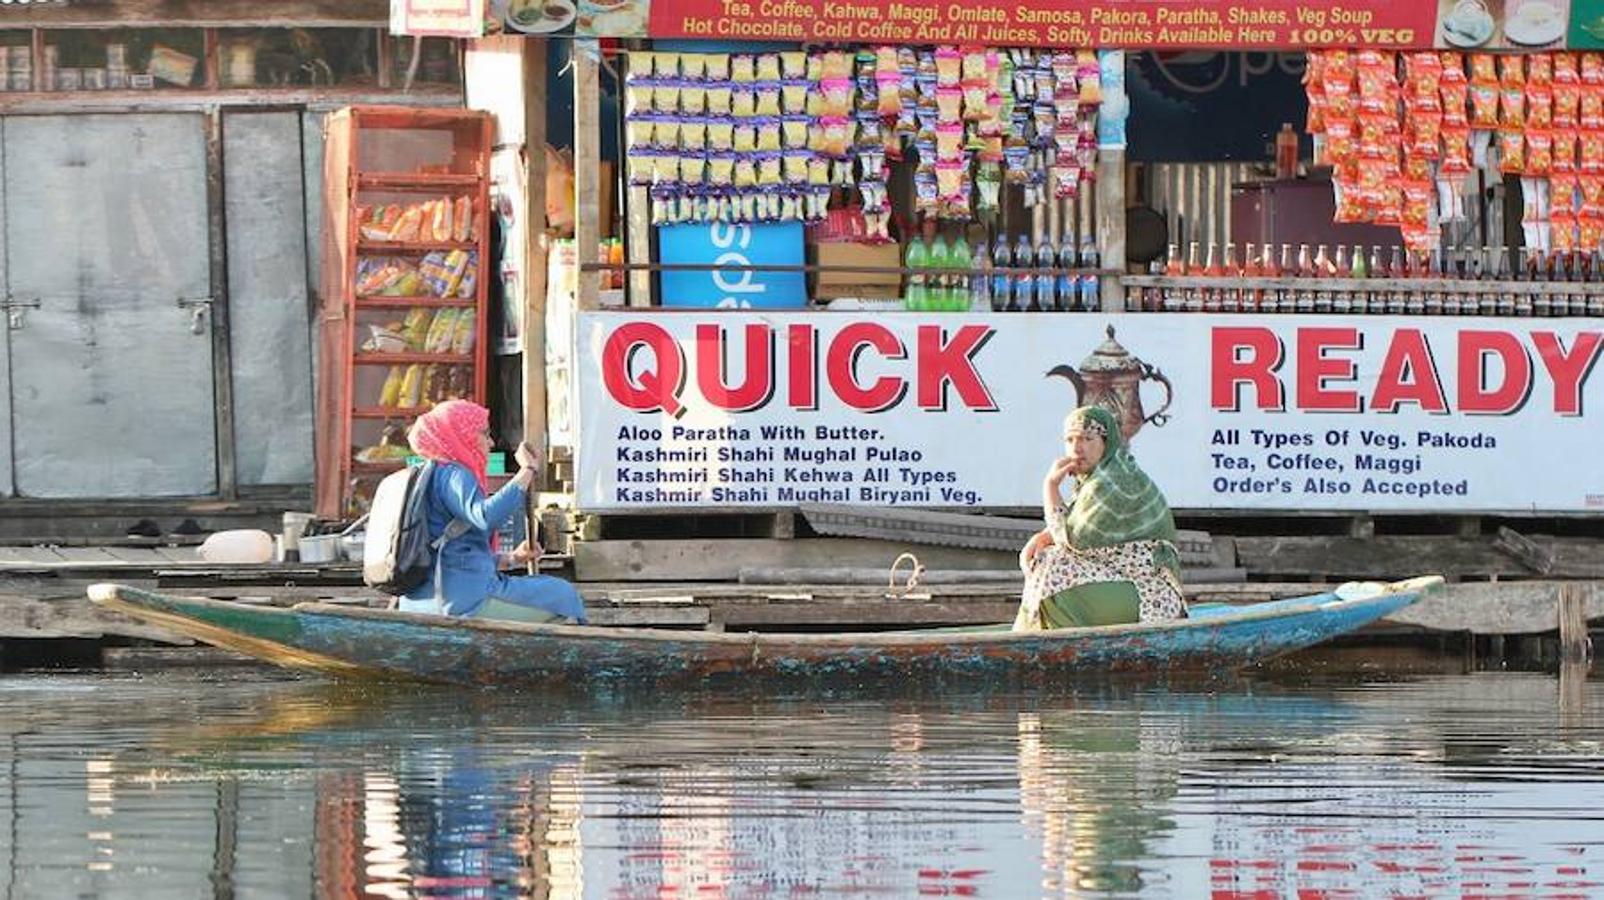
339,531,366,562
297,534,340,565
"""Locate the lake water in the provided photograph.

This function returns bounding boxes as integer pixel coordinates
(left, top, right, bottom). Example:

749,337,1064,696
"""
2,653,1602,898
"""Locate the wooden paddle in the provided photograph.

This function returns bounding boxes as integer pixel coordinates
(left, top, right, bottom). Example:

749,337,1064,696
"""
518,441,540,575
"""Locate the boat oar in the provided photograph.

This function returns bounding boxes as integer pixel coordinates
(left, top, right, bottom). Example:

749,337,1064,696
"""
520,441,539,576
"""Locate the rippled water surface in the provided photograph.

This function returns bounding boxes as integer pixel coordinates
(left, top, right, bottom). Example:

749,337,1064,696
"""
3,656,1604,898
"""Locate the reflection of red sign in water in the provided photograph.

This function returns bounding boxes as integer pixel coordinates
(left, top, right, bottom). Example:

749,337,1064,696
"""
648,0,1438,49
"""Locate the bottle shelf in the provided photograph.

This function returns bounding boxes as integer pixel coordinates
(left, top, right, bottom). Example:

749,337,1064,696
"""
1123,275,1604,296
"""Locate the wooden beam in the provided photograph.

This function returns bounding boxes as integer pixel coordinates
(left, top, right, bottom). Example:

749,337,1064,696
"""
4,0,390,28
206,109,238,500
1559,582,1592,662
523,40,551,471
1384,580,1604,635
575,538,1018,582
1096,147,1126,311
1235,535,1604,579
572,39,602,312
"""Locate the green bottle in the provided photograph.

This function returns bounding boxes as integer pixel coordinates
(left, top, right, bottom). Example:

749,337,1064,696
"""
904,235,929,311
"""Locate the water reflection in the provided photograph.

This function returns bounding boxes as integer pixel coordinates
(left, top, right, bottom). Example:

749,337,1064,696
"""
0,669,1601,898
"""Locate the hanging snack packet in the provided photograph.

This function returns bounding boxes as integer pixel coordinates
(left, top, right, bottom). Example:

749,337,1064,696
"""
1555,80,1580,128
1470,81,1500,128
1470,53,1497,83
1529,84,1553,129
1582,131,1604,173
1553,131,1578,173
1078,50,1101,106
1499,129,1526,174
1500,83,1526,127
707,118,734,152
1528,130,1554,176
1584,88,1604,129
680,153,707,185
1499,54,1525,86
732,123,756,154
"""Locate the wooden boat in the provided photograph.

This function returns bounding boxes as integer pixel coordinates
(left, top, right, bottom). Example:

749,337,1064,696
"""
88,578,1441,686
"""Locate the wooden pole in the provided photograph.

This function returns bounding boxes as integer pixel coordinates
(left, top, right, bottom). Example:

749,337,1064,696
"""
523,40,550,482
1558,582,1591,664
573,39,602,312
1096,147,1126,312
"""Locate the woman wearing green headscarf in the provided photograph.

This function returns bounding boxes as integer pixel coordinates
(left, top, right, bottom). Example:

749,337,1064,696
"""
1012,405,1186,631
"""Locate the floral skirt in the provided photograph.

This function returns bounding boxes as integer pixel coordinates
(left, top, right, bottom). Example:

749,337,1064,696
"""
1014,540,1186,632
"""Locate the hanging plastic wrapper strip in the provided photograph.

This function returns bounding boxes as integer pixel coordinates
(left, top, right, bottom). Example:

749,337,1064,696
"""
1307,48,1604,254
624,45,1104,228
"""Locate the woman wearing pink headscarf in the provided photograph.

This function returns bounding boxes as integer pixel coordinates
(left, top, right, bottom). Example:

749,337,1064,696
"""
397,399,586,623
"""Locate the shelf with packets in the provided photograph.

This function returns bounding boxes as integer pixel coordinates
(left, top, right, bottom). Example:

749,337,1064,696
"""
316,105,492,519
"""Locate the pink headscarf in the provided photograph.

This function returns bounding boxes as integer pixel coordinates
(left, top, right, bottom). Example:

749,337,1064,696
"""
409,399,490,493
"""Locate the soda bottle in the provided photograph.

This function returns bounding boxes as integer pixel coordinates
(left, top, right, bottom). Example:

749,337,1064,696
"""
1411,248,1437,316
969,239,990,312
1056,234,1079,313
1295,244,1316,313
991,233,1013,311
1312,244,1333,313
1386,246,1407,315
1348,244,1368,314
903,232,929,311
1221,242,1241,312
1332,245,1351,314
1014,234,1035,312
1274,244,1294,313
1201,243,1222,312
1420,248,1441,316
1036,236,1059,311
946,232,972,312
1589,250,1604,316
1184,241,1204,312
1162,242,1185,312
1362,245,1383,314
1078,234,1101,312
1241,242,1261,312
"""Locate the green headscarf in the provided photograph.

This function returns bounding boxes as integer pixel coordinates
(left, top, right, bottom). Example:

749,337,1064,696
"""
1060,406,1178,564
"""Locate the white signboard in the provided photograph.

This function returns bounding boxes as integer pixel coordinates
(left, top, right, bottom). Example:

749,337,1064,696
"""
576,312,1604,513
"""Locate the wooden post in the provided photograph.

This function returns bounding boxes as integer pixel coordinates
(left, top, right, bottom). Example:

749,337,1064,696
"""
1558,582,1591,664
523,40,550,480
573,39,602,312
205,109,238,500
1097,147,1126,311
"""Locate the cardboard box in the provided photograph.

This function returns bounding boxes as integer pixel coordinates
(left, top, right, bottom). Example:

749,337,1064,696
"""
814,241,903,300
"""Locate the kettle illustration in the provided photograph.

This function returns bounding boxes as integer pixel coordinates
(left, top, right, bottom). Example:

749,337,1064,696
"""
1047,325,1174,442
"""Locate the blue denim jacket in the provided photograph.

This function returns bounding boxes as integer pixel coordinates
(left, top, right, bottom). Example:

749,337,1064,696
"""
401,462,525,617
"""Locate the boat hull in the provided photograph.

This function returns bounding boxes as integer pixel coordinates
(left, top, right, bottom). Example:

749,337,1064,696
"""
88,580,1440,686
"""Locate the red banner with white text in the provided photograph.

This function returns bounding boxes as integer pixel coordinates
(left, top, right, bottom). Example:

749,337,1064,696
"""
646,0,1438,49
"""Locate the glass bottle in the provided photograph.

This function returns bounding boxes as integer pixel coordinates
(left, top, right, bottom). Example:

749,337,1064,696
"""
1161,241,1183,312
1184,241,1204,313
1295,244,1315,313
1332,245,1352,314
1386,246,1407,315
1275,243,1295,313
1241,241,1263,313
